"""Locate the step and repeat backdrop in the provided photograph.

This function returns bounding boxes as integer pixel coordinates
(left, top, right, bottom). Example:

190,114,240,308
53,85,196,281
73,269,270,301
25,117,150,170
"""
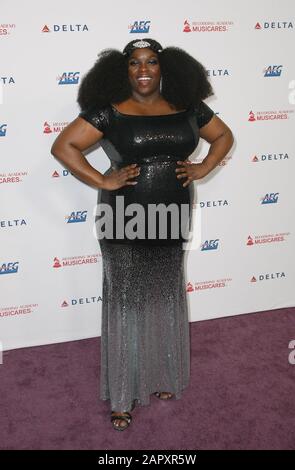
1,0,295,351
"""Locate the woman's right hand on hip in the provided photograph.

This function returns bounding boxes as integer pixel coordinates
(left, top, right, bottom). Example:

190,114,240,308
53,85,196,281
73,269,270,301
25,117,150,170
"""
101,163,140,190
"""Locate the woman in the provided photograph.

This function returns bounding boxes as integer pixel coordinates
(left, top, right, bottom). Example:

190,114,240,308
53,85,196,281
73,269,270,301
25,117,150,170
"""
51,38,234,431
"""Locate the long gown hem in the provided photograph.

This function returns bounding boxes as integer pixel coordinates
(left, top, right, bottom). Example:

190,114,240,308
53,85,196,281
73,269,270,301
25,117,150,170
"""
100,381,190,412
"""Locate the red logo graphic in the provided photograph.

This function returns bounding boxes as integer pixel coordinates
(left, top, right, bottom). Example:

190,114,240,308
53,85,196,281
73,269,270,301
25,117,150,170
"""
53,257,62,268
252,155,259,162
248,111,256,121
183,20,191,33
43,122,52,134
247,236,254,246
255,22,262,29
52,171,59,178
42,25,50,32
250,276,257,282
186,282,194,292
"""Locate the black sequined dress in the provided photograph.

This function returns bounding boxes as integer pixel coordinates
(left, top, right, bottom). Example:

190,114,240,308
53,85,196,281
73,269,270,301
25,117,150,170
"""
79,102,214,412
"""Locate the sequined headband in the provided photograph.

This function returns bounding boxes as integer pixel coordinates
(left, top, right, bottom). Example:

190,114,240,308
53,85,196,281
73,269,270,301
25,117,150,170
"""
123,39,163,56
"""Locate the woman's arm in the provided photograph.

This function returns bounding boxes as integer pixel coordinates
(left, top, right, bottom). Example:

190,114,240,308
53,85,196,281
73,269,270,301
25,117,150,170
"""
51,117,106,189
199,115,234,173
51,117,140,190
175,115,234,187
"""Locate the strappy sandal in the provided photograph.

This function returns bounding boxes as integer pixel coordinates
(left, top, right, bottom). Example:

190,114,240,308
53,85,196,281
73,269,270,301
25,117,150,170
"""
154,392,174,400
110,401,136,431
111,412,132,431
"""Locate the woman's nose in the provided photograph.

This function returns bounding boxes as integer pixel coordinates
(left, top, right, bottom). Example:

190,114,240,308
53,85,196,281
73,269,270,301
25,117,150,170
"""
138,62,148,73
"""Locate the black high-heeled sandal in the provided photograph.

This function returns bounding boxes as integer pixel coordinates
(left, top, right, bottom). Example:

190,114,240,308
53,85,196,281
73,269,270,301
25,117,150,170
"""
110,401,135,431
111,412,132,431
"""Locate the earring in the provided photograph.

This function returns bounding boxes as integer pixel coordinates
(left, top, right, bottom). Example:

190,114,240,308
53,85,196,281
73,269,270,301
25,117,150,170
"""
159,77,162,93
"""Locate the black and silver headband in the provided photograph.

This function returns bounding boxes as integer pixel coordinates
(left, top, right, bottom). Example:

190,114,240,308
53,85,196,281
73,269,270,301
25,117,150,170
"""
123,39,163,57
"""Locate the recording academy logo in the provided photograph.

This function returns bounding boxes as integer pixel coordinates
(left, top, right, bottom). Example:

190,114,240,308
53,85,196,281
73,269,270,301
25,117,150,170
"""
0,218,27,229
201,239,220,251
0,171,28,184
0,76,15,85
255,21,293,30
43,121,69,134
250,272,286,283
183,19,234,32
42,24,89,33
247,232,290,246
65,211,88,223
187,278,232,292
53,254,100,268
0,262,19,275
0,24,16,36
0,124,7,137
129,20,151,33
61,296,102,307
264,65,283,77
261,193,279,204
0,303,38,318
57,72,80,85
251,152,289,163
206,68,230,77
248,109,294,121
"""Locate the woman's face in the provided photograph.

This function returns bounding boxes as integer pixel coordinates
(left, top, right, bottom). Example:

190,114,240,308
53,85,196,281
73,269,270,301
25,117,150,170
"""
127,48,161,96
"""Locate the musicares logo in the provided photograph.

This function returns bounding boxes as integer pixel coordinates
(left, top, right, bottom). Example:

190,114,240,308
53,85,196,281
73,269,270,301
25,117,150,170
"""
187,278,232,292
248,110,294,121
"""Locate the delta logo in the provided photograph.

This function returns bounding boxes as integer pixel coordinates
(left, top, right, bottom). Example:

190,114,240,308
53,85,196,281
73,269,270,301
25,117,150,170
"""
65,211,87,223
52,169,72,178
129,20,151,33
255,21,293,30
264,65,283,77
199,199,229,208
0,76,15,85
183,19,233,33
0,218,27,229
43,121,69,134
53,253,100,268
250,272,286,283
206,68,230,77
201,239,220,251
251,152,289,163
0,171,28,184
248,109,294,121
186,277,232,292
0,124,7,137
42,24,89,33
247,232,290,246
0,303,38,319
0,24,16,36
57,72,80,85
0,262,19,275
61,296,102,307
261,193,279,204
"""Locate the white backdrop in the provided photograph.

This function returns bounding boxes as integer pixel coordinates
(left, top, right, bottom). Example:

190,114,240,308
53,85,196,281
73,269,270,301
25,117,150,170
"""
1,0,295,351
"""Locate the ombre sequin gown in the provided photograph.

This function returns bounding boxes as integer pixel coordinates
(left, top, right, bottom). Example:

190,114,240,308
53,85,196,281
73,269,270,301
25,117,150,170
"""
79,102,214,412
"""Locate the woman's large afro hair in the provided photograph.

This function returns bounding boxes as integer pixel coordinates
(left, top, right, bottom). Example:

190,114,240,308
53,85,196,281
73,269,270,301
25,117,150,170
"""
77,38,213,111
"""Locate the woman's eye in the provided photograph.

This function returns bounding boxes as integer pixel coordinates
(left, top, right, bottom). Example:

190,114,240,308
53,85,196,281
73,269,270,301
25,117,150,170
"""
129,59,158,66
